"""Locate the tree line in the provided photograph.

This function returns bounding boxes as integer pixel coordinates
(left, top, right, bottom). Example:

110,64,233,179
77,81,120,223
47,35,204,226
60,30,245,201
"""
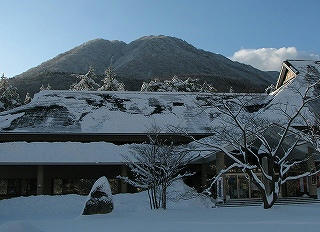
1,65,219,112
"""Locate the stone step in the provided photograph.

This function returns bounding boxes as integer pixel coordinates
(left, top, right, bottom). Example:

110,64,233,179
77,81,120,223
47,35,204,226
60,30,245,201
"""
217,197,320,207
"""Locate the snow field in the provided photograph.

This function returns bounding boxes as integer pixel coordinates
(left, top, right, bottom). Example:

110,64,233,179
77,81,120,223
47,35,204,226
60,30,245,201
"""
0,190,320,232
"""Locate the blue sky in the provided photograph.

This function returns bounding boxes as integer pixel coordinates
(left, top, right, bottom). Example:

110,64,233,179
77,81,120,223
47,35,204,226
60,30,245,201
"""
0,0,319,77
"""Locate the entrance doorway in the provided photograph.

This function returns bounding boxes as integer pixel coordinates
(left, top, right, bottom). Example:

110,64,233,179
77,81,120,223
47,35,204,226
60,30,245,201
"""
225,173,261,199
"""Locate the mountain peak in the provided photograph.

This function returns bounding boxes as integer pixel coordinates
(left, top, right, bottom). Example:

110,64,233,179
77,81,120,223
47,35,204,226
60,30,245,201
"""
82,38,126,46
137,35,170,40
11,35,278,98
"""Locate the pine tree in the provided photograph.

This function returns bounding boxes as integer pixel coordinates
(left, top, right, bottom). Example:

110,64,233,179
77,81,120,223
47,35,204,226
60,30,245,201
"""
0,74,10,94
24,92,32,104
40,83,52,91
86,65,96,80
98,66,125,91
70,66,99,91
265,84,275,94
0,74,21,110
40,84,45,91
141,76,216,92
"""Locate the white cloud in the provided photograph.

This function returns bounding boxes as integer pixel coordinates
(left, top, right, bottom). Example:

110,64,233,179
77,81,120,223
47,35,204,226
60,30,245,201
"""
230,47,320,71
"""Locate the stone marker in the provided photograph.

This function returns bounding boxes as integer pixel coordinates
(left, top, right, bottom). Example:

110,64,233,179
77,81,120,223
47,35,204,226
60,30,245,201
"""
82,176,114,215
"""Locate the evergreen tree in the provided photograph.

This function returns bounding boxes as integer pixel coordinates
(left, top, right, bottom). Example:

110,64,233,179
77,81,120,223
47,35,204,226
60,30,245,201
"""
24,92,32,104
141,76,216,92
98,66,125,91
265,84,275,94
86,65,96,80
70,66,99,91
40,84,46,91
0,73,10,94
0,74,21,110
40,83,52,91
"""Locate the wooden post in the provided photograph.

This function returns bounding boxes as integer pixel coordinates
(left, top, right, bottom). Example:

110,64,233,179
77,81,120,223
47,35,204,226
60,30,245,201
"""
37,165,44,195
307,148,317,199
120,165,128,193
201,163,207,189
216,152,226,200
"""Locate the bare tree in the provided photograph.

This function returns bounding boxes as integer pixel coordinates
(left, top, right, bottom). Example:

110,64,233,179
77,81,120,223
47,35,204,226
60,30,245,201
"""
190,81,320,209
118,131,195,210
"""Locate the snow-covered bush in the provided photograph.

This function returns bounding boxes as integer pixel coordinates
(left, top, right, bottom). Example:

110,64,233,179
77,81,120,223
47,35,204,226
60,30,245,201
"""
98,66,125,91
24,92,32,104
0,74,21,111
141,76,216,92
40,83,52,91
265,84,275,94
167,179,215,208
70,66,99,91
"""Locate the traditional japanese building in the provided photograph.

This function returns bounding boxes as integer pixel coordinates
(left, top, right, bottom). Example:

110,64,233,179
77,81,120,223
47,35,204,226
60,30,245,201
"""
0,60,319,201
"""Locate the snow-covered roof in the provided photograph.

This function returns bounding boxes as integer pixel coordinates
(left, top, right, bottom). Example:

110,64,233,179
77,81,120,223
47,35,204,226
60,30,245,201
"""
0,60,319,165
260,60,320,124
0,141,210,165
0,90,268,134
287,60,320,72
0,142,129,165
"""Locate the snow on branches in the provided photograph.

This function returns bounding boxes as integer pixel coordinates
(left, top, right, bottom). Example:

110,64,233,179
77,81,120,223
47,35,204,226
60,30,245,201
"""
118,130,195,210
40,83,52,91
141,76,216,93
98,66,125,91
0,74,21,111
191,79,320,209
24,92,32,105
265,84,275,94
70,66,100,91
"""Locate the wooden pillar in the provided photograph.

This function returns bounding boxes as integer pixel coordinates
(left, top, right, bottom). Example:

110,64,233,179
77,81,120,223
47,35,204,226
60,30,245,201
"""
216,152,226,200
37,165,44,195
262,157,271,195
307,148,317,199
201,163,208,189
120,165,128,193
279,185,283,198
216,152,225,174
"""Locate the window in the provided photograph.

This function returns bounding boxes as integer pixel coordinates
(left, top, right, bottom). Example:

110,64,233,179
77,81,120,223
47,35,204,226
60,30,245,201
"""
21,179,37,196
0,179,8,195
53,179,63,195
283,69,296,84
7,179,21,196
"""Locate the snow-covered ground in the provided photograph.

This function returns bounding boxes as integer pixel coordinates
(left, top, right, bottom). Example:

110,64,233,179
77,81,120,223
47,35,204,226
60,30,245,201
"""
0,189,320,232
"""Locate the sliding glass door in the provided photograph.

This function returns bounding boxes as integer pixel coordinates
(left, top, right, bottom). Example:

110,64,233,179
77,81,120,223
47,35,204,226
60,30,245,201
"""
226,173,261,199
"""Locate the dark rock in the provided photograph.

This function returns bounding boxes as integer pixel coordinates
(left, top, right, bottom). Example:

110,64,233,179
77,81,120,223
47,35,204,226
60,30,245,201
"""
82,176,114,215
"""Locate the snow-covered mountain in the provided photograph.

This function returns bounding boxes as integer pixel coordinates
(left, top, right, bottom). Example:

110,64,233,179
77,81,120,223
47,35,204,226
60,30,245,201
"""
10,35,278,98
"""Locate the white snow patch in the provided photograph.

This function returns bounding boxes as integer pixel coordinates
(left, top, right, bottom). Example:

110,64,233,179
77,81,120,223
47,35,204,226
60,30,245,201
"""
0,191,320,232
0,112,24,129
0,142,130,164
0,222,43,232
